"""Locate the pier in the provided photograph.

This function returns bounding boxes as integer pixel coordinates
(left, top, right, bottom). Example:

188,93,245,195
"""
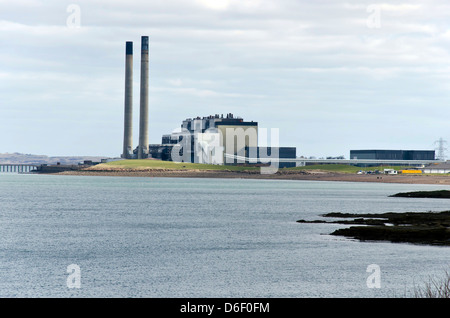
0,164,40,173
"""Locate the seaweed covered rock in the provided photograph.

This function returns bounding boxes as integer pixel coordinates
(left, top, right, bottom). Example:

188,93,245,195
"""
297,211,450,246
389,190,450,199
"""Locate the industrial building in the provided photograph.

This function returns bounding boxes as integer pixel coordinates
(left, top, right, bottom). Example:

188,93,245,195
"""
147,113,296,168
156,113,257,163
120,38,296,168
350,150,435,161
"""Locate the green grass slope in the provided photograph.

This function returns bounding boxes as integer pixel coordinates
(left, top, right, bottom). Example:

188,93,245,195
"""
102,159,259,171
102,160,412,174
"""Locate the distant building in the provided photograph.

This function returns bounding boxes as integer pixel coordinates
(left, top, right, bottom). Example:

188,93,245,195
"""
350,149,435,161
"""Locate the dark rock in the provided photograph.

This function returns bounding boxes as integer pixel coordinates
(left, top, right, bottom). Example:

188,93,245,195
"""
389,190,450,199
297,211,450,246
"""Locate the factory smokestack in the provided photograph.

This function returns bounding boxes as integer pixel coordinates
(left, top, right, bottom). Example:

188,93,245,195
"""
122,41,133,159
138,36,149,159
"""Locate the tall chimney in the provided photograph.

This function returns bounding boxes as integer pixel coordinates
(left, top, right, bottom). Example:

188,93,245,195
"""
138,36,149,159
122,41,133,159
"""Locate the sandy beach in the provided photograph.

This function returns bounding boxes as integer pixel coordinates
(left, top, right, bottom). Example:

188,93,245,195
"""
55,166,450,185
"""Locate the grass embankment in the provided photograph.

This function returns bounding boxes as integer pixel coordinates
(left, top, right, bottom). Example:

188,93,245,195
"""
98,159,260,172
97,161,413,174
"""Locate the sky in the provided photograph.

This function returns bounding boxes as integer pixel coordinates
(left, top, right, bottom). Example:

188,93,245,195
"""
1,0,450,158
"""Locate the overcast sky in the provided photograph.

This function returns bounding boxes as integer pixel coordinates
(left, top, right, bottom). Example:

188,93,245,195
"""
1,0,449,158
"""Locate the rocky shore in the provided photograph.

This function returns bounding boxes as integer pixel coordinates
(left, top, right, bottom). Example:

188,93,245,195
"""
297,211,450,246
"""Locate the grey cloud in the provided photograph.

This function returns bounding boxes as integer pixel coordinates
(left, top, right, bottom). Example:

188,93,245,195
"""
0,0,449,157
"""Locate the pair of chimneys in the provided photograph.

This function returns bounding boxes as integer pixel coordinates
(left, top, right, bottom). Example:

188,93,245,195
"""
122,36,149,159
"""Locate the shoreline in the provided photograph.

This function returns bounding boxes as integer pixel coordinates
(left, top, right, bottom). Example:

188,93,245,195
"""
52,168,450,185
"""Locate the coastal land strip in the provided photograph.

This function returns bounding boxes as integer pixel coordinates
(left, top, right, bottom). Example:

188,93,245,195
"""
54,163,450,185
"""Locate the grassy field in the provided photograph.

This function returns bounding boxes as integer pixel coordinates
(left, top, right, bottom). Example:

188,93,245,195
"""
102,160,413,174
102,159,260,171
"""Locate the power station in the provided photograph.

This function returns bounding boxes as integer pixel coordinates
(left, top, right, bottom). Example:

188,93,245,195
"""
119,38,440,169
120,37,297,167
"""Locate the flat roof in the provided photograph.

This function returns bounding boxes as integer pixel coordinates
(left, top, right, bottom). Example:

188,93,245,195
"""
215,122,258,127
351,149,434,152
423,163,450,169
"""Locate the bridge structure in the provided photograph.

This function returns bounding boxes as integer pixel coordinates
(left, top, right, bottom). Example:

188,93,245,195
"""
0,164,40,173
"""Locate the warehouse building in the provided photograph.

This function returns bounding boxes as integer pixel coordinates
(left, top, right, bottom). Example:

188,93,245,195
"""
350,149,435,161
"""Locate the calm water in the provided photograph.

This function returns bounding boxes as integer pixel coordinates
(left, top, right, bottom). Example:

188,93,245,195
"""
0,173,449,297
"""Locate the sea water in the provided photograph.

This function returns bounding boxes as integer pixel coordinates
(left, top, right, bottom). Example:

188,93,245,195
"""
0,173,449,297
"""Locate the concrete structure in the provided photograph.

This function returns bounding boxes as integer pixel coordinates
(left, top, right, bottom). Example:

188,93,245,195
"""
214,114,258,165
421,162,450,174
350,149,435,161
122,41,133,159
138,36,149,159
